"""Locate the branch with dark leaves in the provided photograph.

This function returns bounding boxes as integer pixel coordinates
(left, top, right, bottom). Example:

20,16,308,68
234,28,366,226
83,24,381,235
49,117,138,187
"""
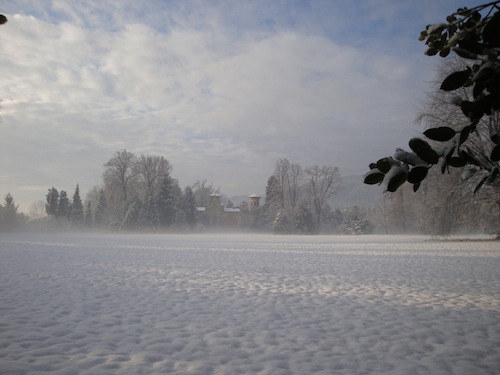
365,2,500,194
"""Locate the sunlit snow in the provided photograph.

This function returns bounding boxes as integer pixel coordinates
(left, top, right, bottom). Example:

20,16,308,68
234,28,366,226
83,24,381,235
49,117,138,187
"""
1,233,499,374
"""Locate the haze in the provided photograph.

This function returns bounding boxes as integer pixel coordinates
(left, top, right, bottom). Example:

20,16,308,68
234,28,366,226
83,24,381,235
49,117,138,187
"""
0,0,485,211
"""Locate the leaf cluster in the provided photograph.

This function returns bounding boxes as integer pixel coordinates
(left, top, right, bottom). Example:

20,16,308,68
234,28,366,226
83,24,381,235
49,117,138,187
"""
366,2,500,194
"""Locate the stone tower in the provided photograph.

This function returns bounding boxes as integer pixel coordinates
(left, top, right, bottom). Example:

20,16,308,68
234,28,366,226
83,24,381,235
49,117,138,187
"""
248,194,261,212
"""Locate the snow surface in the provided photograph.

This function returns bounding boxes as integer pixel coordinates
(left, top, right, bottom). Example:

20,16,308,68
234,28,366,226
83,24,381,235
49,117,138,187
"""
0,233,499,375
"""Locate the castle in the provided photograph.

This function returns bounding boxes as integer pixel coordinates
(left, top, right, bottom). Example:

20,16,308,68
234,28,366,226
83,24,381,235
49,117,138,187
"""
196,194,261,228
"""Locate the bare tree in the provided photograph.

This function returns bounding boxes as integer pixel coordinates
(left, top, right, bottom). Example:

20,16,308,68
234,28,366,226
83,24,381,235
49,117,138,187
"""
274,158,290,210
286,162,303,212
305,165,341,229
103,149,137,202
134,155,172,196
191,179,219,207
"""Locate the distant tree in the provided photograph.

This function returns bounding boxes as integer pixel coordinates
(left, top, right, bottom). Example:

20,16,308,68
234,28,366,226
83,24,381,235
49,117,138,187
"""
94,189,107,228
29,200,47,219
336,206,374,235
262,175,283,230
134,154,171,196
121,199,141,230
84,201,93,227
294,200,316,234
103,149,137,202
1,193,26,231
273,209,292,234
58,190,70,218
138,190,159,229
365,2,500,198
70,184,84,225
178,186,197,228
192,179,218,207
283,160,303,212
156,174,180,229
274,158,290,210
45,187,59,216
1,193,18,230
305,165,342,230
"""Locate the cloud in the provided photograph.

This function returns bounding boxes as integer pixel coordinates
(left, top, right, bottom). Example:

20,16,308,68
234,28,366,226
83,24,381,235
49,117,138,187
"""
0,0,471,210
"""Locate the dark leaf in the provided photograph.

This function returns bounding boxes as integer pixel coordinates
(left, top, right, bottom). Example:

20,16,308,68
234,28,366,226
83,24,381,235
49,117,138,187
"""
457,39,484,54
387,170,408,192
364,170,385,185
474,175,488,194
491,145,500,162
424,127,456,141
482,12,500,46
473,80,486,99
491,92,500,111
453,47,478,59
439,48,451,57
409,138,439,164
407,166,428,184
473,66,495,84
440,69,471,91
476,95,493,116
461,100,483,121
448,157,467,167
425,48,439,56
461,148,481,166
0,14,7,25
471,11,481,22
459,125,472,145
376,158,393,174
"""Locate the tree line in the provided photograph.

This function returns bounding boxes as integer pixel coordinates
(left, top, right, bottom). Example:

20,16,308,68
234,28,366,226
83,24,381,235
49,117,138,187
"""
1,151,376,233
252,158,372,234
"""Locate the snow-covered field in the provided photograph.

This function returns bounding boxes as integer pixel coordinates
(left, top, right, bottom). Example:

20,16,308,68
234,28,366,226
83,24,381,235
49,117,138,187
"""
1,233,499,375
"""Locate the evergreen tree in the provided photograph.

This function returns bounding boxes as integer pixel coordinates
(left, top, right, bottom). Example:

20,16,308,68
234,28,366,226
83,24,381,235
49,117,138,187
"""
138,190,159,229
94,189,107,228
121,199,141,230
263,175,282,230
45,187,59,216
70,184,84,225
178,186,197,228
84,201,93,227
1,193,19,230
273,209,291,234
156,174,179,228
337,206,374,235
58,190,70,218
294,200,316,234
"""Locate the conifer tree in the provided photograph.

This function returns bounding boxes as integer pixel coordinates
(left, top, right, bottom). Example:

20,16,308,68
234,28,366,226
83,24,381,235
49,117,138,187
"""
84,201,93,227
157,174,180,228
45,187,59,216
294,200,315,234
1,193,19,230
70,184,84,225
94,189,107,228
179,186,197,228
58,190,70,218
138,190,159,229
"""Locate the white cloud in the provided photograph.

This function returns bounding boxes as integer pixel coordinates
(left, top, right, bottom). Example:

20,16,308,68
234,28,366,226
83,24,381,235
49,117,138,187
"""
0,1,464,210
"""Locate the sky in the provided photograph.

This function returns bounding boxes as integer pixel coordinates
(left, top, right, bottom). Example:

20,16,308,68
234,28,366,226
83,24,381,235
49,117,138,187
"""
0,0,486,212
